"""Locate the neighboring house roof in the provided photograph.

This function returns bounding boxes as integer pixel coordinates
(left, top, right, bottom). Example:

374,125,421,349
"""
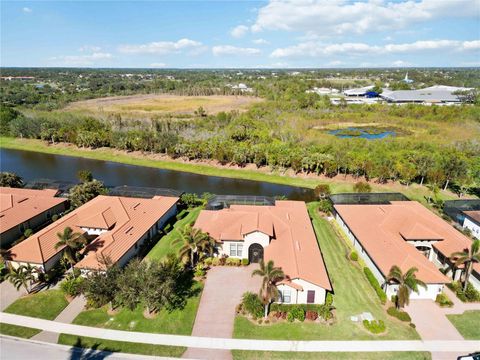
10,195,178,270
194,201,332,291
334,201,478,284
343,85,374,96
0,187,66,234
463,210,480,226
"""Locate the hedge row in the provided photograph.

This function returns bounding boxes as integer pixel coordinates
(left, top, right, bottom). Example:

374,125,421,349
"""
363,267,387,304
386,306,411,322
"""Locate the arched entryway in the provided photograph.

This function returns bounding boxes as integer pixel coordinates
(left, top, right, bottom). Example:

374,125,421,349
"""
248,243,264,263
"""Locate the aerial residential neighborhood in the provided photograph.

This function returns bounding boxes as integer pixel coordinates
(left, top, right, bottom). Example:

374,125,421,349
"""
0,1,479,360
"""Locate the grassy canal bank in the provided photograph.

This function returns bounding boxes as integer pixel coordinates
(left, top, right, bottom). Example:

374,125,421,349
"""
0,136,462,203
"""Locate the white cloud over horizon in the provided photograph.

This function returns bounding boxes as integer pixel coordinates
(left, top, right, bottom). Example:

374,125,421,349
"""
22,7,32,13
118,38,204,55
49,52,112,66
230,25,249,38
212,45,261,56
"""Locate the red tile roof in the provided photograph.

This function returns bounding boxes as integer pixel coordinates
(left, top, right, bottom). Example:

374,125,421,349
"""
10,195,178,269
464,210,480,224
194,201,332,290
334,201,477,284
0,187,66,235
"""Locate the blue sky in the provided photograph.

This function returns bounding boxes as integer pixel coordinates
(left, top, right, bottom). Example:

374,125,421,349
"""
1,0,479,68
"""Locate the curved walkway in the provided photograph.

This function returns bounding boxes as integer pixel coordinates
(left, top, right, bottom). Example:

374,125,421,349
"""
1,312,479,353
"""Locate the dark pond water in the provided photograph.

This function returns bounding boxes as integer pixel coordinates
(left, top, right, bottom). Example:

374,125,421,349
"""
0,148,315,201
329,127,396,139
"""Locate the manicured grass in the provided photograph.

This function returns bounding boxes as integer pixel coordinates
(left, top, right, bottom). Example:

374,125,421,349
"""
146,207,202,261
0,323,41,339
233,203,420,341
232,351,431,360
4,289,69,320
0,137,461,204
58,334,185,357
447,310,480,340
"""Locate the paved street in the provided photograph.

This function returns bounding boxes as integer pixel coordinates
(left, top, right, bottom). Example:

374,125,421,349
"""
183,265,261,360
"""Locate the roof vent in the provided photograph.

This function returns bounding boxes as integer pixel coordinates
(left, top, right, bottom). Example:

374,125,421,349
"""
125,226,134,234
133,203,141,210
17,197,28,204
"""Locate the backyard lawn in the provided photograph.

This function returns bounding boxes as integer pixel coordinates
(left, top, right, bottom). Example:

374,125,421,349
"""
232,351,431,360
146,206,202,261
1,289,69,339
233,202,419,340
447,310,480,340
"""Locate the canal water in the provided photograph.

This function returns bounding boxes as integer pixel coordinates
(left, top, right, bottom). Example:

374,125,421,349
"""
0,148,314,201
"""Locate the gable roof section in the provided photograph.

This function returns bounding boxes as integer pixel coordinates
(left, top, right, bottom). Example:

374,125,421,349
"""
464,210,480,225
10,195,178,269
0,187,66,235
194,201,332,290
334,201,477,284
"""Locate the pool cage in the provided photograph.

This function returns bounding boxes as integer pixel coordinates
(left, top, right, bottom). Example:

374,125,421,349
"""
329,192,410,205
443,199,480,225
24,179,77,197
206,195,275,210
108,185,183,199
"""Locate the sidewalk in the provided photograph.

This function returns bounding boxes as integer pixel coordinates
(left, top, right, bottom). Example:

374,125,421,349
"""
30,295,86,343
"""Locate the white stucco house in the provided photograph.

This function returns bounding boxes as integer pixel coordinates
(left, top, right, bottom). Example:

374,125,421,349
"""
194,201,332,304
462,211,480,240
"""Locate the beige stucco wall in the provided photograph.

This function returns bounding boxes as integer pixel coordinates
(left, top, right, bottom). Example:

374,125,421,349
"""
385,283,444,301
218,231,270,259
277,279,327,305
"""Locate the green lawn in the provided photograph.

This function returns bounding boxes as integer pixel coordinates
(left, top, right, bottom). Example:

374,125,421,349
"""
0,137,461,204
146,207,202,261
58,335,185,357
447,310,480,340
233,203,419,341
232,351,431,360
1,289,69,339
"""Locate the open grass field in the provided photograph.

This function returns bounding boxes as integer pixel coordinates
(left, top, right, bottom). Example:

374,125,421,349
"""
232,350,432,360
0,137,464,206
447,310,480,340
66,94,263,117
0,289,69,339
233,202,420,341
147,207,202,261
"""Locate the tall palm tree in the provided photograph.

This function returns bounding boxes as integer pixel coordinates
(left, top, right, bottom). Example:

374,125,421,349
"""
450,239,480,292
6,264,37,293
173,226,211,267
55,227,87,270
252,260,285,318
387,265,427,309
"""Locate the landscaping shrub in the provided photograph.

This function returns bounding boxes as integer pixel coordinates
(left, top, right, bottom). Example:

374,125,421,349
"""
305,310,318,321
211,257,220,266
435,293,454,307
242,258,249,266
219,255,227,266
287,312,295,322
363,267,387,304
349,251,358,262
325,292,334,307
163,223,172,233
409,323,416,328
291,306,305,322
354,182,372,193
363,319,386,334
387,306,411,322
241,292,263,318
318,304,334,321
203,257,213,266
448,281,480,302
465,283,480,302
176,209,188,221
24,229,33,238
226,258,241,266
60,275,84,297
194,264,206,278
51,214,59,222
318,199,333,214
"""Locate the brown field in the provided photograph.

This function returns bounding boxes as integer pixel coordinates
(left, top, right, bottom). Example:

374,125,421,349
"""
66,94,263,117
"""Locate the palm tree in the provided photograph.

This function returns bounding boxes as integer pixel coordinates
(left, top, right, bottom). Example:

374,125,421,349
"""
450,239,480,292
387,265,427,309
173,226,211,267
6,264,37,293
252,260,285,318
55,227,87,270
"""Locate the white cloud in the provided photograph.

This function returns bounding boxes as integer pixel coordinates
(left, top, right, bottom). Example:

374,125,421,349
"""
50,52,112,66
252,0,479,36
391,60,412,67
79,45,102,52
212,45,261,56
150,62,167,68
252,38,269,45
118,38,204,55
22,7,32,13
230,25,249,38
271,39,480,58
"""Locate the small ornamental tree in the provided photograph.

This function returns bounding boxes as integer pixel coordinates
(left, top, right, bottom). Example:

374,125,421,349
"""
353,181,372,193
68,179,108,208
0,172,24,188
314,184,331,199
252,260,285,318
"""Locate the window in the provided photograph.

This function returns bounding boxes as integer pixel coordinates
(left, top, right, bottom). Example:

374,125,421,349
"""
230,244,237,256
280,290,291,303
237,244,243,257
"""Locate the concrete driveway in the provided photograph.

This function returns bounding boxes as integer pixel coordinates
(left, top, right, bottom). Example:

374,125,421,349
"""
183,264,261,360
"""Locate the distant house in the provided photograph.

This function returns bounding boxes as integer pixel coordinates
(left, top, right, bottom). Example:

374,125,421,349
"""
334,201,480,298
0,187,67,247
194,201,332,304
462,211,480,240
8,195,178,274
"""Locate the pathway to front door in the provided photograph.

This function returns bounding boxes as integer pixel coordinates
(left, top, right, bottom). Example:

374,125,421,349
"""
182,264,261,360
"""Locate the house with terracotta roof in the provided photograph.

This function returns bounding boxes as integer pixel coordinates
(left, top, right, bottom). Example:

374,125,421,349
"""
8,195,179,273
334,201,480,300
462,210,480,240
0,187,67,247
194,201,332,304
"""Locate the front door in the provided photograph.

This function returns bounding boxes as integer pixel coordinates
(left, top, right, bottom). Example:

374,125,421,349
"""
248,243,264,263
307,290,315,303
